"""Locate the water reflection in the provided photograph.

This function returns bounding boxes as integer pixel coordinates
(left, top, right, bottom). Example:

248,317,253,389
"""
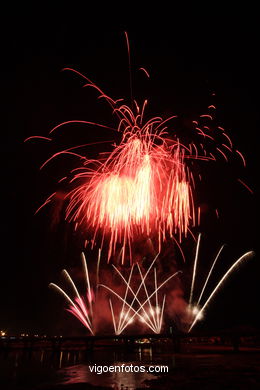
0,346,173,389
59,362,155,388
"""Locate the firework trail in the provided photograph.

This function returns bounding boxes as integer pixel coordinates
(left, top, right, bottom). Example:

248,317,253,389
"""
25,34,254,338
49,253,94,335
63,95,194,264
25,59,252,264
186,235,254,332
100,254,181,334
27,69,196,264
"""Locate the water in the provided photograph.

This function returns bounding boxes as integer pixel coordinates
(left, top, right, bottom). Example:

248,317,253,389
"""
1,347,260,389
0,347,174,389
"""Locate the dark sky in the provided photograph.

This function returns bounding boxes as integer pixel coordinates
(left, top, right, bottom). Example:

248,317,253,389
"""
1,6,258,335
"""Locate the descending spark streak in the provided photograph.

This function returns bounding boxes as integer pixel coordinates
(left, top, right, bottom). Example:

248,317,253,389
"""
49,253,94,335
196,245,225,305
81,253,93,316
222,132,233,148
154,268,159,330
236,150,246,167
49,120,116,134
237,179,254,194
189,234,201,305
159,294,166,331
119,271,182,334
24,135,52,142
99,283,157,333
112,264,156,333
96,248,101,287
197,206,201,226
200,114,213,120
100,252,181,334
171,235,186,263
49,283,93,334
62,270,81,300
216,147,228,162
62,270,92,326
35,193,56,215
117,255,160,331
136,264,157,331
139,67,150,78
117,266,134,333
49,283,77,309
188,251,254,332
109,299,117,334
124,31,133,107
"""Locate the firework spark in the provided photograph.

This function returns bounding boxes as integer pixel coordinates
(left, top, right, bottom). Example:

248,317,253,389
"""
186,235,254,332
24,34,254,340
100,254,181,334
64,103,193,264
26,63,250,264
49,253,94,335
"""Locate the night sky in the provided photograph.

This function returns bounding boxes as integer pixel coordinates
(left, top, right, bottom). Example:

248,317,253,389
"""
1,6,258,335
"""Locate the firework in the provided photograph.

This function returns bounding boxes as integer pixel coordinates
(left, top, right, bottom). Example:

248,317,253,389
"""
100,254,181,334
26,35,254,338
25,60,252,264
63,95,194,264
49,253,94,335
186,235,254,332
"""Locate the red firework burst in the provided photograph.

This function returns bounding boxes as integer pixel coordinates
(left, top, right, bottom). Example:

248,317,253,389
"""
60,87,194,263
26,65,250,264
